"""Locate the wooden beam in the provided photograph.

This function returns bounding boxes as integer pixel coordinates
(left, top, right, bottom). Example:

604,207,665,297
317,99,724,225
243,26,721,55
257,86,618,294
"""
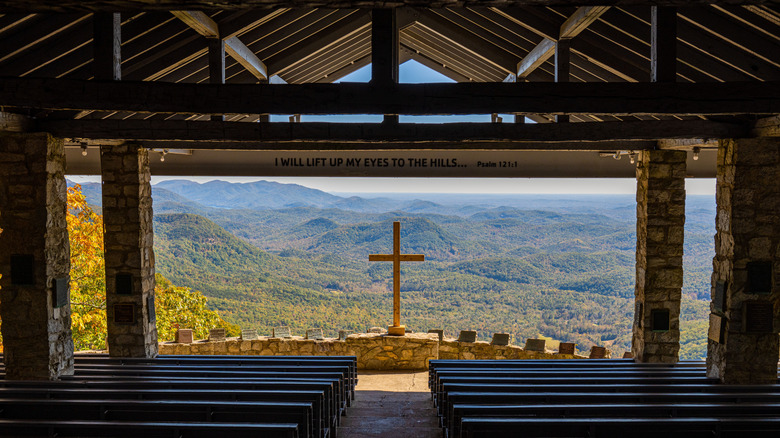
37,119,747,144
371,8,398,87
69,139,661,152
651,6,677,82
93,12,121,81
372,8,398,124
209,39,225,84
3,78,778,116
0,2,760,13
517,38,555,79
515,6,608,79
224,36,267,80
171,10,267,80
555,38,571,123
657,138,719,150
559,6,610,38
209,38,225,121
217,9,289,40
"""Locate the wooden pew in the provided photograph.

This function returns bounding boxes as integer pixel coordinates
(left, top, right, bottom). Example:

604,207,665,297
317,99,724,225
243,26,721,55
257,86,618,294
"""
0,354,355,438
74,354,358,402
0,419,301,438
430,368,709,400
66,367,349,413
460,417,780,438
0,398,315,438
450,402,780,438
0,384,333,438
0,387,329,437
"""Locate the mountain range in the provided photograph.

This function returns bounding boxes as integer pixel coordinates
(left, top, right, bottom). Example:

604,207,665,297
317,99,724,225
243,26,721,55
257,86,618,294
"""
69,178,715,359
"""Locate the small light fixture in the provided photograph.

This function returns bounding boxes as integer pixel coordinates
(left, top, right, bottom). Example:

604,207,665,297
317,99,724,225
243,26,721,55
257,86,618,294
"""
80,143,88,156
160,149,168,162
629,152,637,164
693,147,700,161
613,151,621,160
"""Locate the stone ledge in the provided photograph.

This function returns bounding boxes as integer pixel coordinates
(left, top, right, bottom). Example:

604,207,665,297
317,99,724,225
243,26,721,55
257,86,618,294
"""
158,333,587,369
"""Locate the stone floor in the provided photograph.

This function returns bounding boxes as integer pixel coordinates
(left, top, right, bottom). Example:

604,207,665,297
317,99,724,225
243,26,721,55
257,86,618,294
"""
337,371,441,438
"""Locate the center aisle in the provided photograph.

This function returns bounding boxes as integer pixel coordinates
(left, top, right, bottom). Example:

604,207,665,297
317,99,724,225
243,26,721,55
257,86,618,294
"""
338,371,441,438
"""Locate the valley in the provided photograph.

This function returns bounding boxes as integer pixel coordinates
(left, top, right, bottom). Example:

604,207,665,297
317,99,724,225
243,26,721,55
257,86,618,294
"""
77,179,715,359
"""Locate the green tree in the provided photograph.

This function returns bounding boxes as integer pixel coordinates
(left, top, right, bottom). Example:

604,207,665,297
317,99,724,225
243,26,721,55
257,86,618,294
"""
66,184,235,350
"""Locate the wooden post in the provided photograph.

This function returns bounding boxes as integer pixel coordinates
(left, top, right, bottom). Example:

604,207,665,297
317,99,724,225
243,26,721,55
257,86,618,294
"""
651,6,677,83
93,12,121,81
555,38,571,123
209,38,226,121
372,8,399,125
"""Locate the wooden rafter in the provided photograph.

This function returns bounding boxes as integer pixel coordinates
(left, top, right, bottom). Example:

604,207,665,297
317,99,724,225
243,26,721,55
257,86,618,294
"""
0,2,771,13
171,10,267,80
2,77,778,115
516,6,609,78
37,119,747,144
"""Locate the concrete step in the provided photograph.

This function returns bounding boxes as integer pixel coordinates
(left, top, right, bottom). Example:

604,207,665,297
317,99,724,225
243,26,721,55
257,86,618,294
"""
337,426,442,438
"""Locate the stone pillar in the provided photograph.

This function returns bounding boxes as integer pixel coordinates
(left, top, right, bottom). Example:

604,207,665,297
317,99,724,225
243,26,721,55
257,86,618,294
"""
0,133,74,379
707,138,780,384
632,150,686,363
101,145,158,357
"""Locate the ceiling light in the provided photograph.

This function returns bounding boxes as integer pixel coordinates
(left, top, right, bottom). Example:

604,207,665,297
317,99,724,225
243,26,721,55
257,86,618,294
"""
693,147,700,161
80,143,88,156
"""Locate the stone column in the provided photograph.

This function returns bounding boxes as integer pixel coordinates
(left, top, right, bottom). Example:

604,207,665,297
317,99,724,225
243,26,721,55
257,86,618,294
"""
632,150,686,363
101,145,158,357
707,138,780,384
0,133,74,379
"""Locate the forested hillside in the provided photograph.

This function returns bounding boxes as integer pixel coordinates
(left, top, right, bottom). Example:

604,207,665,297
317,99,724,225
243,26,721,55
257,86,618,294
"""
110,179,716,359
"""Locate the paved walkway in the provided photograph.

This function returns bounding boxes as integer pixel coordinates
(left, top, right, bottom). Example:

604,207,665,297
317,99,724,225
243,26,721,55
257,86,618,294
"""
337,371,441,438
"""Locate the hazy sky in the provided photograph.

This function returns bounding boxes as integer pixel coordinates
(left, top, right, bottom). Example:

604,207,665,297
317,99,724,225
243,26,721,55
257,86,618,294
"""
69,61,717,196
69,175,716,196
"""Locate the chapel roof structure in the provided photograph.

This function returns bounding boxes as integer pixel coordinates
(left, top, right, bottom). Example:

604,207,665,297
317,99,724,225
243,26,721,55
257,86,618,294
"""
0,1,778,177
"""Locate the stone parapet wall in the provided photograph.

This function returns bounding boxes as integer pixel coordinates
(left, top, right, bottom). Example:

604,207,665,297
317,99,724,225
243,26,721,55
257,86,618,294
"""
439,339,584,360
159,333,584,369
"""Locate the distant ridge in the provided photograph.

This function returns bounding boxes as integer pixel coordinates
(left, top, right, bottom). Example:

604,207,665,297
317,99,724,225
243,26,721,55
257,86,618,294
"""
155,179,342,210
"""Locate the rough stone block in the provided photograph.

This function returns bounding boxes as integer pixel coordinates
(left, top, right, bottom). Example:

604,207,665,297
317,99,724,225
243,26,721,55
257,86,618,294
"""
490,333,510,346
305,328,324,340
208,328,226,342
273,326,292,338
558,342,576,355
427,329,443,341
176,329,193,344
241,329,259,340
457,330,477,343
525,338,546,352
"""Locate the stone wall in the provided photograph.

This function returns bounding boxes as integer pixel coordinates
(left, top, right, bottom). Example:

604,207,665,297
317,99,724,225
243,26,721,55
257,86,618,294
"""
707,138,780,384
159,333,586,369
101,145,158,357
439,340,582,360
0,132,74,379
632,150,686,363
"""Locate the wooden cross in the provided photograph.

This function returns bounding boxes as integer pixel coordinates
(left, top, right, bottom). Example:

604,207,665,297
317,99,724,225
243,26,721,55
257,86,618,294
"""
369,221,425,336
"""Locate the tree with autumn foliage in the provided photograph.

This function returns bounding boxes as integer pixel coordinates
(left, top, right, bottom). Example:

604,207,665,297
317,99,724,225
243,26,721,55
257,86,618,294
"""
67,185,108,350
66,184,236,350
